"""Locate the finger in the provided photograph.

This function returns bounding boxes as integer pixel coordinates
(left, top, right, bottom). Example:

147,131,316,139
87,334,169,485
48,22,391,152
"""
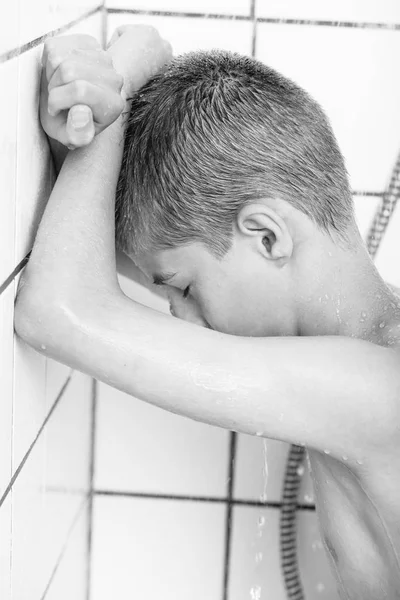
107,25,136,48
162,39,173,59
43,35,102,82
65,105,96,149
48,80,124,124
48,59,123,92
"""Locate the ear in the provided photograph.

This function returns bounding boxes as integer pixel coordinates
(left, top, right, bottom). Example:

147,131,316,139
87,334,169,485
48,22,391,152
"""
236,203,293,262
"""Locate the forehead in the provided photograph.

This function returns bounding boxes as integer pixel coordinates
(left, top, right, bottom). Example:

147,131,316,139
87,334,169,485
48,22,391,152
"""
132,243,208,279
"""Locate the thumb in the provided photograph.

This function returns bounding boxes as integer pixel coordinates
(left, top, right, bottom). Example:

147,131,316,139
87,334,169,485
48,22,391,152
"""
66,104,95,149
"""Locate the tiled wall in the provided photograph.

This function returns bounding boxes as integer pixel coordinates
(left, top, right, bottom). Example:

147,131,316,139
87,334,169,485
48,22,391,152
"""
91,2,400,600
1,1,400,599
0,2,104,599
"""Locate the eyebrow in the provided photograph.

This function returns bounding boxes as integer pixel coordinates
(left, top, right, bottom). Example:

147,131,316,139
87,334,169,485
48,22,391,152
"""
152,271,177,286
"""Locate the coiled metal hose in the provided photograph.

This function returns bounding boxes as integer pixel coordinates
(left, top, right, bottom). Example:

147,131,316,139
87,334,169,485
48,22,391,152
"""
279,152,400,599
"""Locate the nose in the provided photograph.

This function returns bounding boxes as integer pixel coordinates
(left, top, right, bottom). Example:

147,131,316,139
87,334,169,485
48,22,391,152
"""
167,288,210,329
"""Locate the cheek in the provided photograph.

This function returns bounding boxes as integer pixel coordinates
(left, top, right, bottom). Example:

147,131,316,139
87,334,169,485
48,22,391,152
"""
203,281,276,336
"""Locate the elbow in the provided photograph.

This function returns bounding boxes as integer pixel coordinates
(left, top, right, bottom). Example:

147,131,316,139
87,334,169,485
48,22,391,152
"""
14,278,69,352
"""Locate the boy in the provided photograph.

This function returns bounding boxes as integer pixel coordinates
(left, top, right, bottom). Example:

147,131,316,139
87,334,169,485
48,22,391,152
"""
15,26,400,598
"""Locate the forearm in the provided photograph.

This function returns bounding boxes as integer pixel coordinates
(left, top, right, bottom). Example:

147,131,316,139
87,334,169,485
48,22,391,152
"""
16,113,126,315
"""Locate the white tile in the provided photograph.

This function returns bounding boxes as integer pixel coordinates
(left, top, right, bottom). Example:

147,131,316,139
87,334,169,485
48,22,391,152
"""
95,382,229,497
256,0,400,24
17,0,101,48
45,358,73,412
59,10,103,39
228,506,286,600
0,494,12,600
11,372,91,598
12,334,47,468
256,24,400,193
233,435,315,504
0,59,18,285
91,495,225,600
106,0,251,15
0,1,19,56
229,506,339,600
43,371,92,492
44,502,89,600
107,14,253,56
374,198,400,288
0,286,14,497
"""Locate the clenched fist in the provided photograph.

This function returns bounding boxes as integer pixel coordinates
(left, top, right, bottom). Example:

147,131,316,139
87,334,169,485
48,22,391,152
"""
40,26,172,149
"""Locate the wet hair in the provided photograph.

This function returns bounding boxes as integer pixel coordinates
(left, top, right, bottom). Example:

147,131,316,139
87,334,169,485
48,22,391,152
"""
115,49,356,259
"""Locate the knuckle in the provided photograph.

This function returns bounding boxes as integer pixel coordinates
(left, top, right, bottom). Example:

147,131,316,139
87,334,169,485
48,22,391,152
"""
76,34,99,49
59,60,75,83
47,49,61,68
72,79,87,101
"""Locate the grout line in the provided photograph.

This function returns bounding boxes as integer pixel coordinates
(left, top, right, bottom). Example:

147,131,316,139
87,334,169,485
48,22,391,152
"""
256,16,400,30
352,191,384,197
0,252,31,297
106,7,400,30
250,0,257,58
40,496,89,600
0,5,102,64
86,378,98,600
94,489,316,511
101,2,108,51
107,8,250,21
0,374,72,507
222,432,237,600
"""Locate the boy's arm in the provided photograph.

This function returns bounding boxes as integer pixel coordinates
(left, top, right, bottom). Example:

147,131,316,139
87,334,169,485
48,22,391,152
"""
15,30,400,465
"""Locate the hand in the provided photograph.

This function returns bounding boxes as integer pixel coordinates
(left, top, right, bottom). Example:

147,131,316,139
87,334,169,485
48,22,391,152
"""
106,25,173,99
40,34,125,149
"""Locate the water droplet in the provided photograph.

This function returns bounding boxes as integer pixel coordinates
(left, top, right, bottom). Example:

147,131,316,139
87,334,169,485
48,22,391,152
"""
255,431,263,436
356,459,363,465
250,585,261,600
297,465,305,476
360,311,367,322
255,552,263,564
258,515,265,527
342,455,348,461
323,449,331,455
41,344,46,350
304,494,314,503
316,582,325,592
379,321,386,328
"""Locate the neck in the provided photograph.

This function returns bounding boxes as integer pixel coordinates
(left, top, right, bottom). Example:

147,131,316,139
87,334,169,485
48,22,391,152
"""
296,238,400,345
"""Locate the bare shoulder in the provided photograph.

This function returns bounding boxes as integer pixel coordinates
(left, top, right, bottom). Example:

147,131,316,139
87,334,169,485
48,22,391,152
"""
387,281,400,298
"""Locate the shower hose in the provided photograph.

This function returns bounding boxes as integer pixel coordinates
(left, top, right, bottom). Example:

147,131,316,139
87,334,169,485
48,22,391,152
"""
279,150,400,600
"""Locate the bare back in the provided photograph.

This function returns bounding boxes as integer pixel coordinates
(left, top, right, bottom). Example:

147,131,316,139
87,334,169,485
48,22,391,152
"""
308,286,400,599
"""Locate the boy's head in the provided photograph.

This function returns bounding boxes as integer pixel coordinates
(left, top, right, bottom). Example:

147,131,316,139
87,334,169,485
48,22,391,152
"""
116,50,361,335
